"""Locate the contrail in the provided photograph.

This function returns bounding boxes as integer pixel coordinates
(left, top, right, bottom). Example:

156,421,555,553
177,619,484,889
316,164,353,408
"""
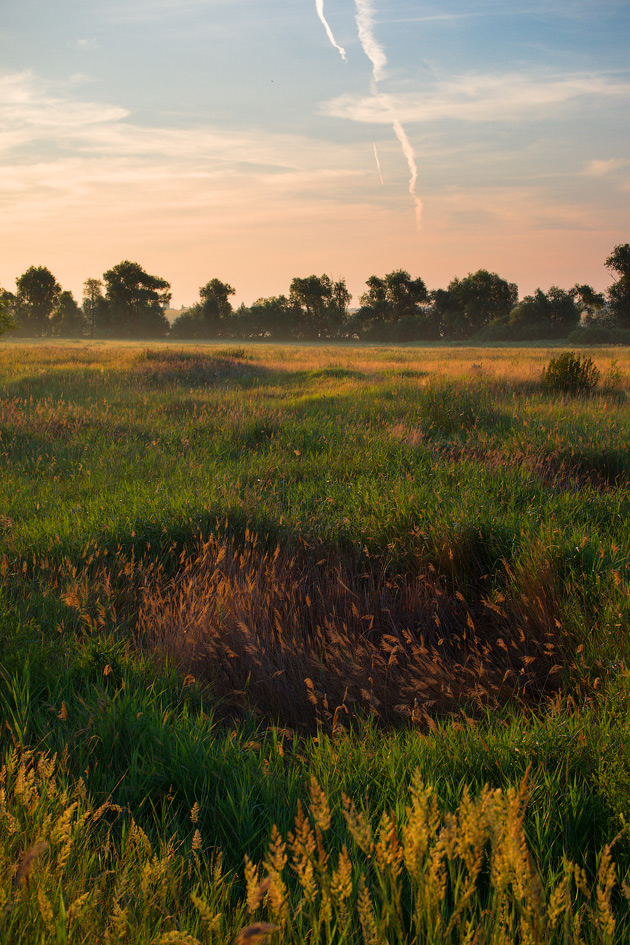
354,0,422,226
354,0,387,83
315,0,347,61
392,116,423,225
373,141,384,184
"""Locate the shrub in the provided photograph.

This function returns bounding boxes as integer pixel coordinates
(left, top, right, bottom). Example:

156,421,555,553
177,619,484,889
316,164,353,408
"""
610,327,630,345
568,325,615,345
569,325,630,347
541,351,600,394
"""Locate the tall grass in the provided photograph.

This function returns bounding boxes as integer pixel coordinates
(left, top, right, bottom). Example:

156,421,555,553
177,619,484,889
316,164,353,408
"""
1,747,629,943
135,529,575,731
2,340,630,937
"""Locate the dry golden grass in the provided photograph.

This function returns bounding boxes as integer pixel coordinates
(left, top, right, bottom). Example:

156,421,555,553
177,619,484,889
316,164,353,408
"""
242,344,630,390
237,768,628,943
3,747,627,943
3,339,628,389
134,531,578,731
0,748,236,944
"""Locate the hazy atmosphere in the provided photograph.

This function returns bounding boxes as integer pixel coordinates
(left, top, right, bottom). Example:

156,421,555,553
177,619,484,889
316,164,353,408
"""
2,0,629,306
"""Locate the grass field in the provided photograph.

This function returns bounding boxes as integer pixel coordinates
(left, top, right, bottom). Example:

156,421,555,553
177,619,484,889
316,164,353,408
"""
2,340,630,942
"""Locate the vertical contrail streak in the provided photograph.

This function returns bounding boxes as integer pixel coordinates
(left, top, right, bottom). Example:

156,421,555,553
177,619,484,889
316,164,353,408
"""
373,142,384,184
392,116,423,225
353,0,422,227
315,0,347,61
354,0,386,83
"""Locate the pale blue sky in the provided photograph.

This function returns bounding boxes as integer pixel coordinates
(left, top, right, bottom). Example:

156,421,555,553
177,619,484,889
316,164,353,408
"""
1,0,629,306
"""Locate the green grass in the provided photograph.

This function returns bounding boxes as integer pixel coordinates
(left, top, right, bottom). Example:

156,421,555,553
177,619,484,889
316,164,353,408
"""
2,340,630,941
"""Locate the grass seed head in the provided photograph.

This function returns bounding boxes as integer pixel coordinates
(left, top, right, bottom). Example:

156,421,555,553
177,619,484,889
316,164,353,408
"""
234,923,280,945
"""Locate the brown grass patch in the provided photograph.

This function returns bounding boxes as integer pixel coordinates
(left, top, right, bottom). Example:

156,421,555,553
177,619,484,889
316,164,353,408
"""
389,423,628,491
0,397,96,441
131,350,258,387
135,531,579,732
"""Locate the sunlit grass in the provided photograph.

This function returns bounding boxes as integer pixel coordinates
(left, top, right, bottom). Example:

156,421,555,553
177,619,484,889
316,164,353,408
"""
2,339,630,939
1,745,629,943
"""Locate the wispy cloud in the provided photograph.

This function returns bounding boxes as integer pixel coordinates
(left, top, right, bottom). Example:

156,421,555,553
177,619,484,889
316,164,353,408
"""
0,72,127,154
376,9,565,25
71,38,100,50
0,71,380,303
582,157,628,176
372,142,384,184
376,0,601,26
321,71,630,125
0,72,316,163
0,71,369,219
433,184,601,233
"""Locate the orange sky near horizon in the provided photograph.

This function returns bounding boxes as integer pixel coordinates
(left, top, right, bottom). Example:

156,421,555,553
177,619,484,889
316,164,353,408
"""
1,0,628,308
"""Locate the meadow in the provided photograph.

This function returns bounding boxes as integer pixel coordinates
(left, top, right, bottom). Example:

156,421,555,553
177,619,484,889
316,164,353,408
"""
2,339,630,942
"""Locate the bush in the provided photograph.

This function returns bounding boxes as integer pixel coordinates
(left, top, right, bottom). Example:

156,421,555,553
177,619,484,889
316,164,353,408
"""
541,351,600,394
567,325,630,346
610,327,630,345
568,325,615,345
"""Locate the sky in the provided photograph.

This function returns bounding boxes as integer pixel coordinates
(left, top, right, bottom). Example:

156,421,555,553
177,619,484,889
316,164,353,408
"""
1,0,629,308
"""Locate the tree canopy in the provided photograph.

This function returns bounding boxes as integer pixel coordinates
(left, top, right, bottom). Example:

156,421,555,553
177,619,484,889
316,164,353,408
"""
289,274,350,339
243,295,296,339
103,261,171,338
507,287,581,339
51,290,85,338
3,243,629,342
15,266,62,336
0,292,16,337
606,244,630,328
171,279,236,339
83,278,107,339
438,269,518,339
359,270,428,324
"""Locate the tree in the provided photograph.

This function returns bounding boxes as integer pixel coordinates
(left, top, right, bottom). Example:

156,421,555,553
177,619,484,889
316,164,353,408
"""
102,261,171,338
171,279,236,339
605,243,630,328
198,278,236,336
606,244,630,280
573,283,606,321
15,265,62,336
83,278,107,338
0,290,16,337
571,283,609,327
506,287,581,339
289,274,350,338
51,290,85,338
440,269,518,339
241,295,297,339
573,283,605,312
359,270,428,324
169,309,201,340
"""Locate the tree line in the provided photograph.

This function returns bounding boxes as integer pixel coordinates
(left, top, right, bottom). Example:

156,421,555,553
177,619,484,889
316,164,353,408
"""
1,246,629,343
